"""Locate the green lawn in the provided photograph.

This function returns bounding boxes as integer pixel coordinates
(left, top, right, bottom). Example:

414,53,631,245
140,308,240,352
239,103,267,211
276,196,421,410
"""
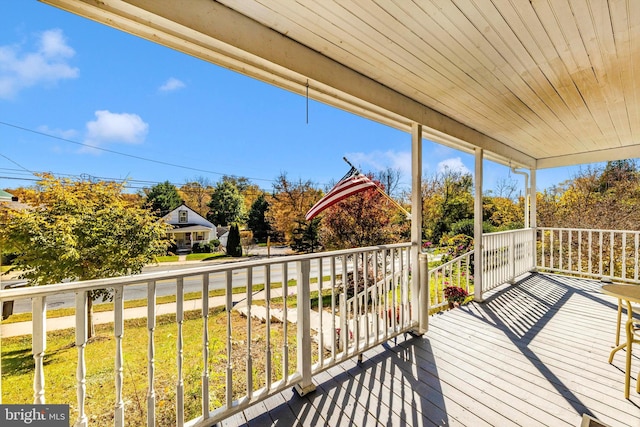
1,307,299,426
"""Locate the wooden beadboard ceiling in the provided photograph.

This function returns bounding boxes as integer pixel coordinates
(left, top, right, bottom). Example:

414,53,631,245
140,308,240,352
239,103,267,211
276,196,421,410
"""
42,0,640,169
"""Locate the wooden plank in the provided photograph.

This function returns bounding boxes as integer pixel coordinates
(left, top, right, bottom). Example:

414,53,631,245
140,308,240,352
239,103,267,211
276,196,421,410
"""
234,273,640,427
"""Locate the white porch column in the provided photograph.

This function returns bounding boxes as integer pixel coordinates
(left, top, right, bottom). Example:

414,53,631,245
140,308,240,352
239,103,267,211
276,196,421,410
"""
474,148,484,302
410,123,425,333
530,167,537,270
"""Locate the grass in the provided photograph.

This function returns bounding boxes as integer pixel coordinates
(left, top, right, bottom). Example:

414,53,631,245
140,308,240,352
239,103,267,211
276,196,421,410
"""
1,307,305,426
185,253,226,261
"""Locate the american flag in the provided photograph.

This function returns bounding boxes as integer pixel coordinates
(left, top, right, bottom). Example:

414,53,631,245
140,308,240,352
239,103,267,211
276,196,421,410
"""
305,167,377,221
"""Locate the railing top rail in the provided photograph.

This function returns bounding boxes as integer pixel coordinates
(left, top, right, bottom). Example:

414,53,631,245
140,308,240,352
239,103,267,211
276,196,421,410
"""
482,228,534,237
537,227,640,234
429,249,475,271
0,242,412,301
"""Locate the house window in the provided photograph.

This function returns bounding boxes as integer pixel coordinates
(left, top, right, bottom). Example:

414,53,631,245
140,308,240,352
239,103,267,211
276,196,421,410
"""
178,210,188,223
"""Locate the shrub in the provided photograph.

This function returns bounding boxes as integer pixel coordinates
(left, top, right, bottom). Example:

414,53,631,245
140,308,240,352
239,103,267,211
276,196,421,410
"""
227,224,242,257
444,286,468,304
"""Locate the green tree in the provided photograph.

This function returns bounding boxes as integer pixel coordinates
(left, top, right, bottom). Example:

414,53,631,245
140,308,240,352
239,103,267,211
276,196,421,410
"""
266,173,321,243
207,180,246,226
144,181,182,216
422,169,474,244
2,174,170,337
291,218,321,253
226,224,242,257
247,193,271,243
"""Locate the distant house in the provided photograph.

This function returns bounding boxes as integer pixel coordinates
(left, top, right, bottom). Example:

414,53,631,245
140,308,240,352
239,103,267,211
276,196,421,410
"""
0,189,30,211
162,204,217,253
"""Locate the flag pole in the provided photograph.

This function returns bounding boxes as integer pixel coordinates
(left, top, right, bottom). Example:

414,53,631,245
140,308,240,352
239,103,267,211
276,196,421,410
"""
342,157,411,218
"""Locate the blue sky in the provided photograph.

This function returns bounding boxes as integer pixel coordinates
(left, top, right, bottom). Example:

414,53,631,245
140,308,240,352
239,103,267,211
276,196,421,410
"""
1,1,586,197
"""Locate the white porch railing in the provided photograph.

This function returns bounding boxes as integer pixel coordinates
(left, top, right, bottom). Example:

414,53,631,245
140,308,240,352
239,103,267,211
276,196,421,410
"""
537,227,640,284
427,250,474,311
0,243,419,427
482,228,536,292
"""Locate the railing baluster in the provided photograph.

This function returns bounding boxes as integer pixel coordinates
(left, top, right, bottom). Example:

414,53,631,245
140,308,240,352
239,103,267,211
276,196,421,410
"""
225,271,233,409
598,232,604,275
32,296,46,404
588,231,593,274
265,265,272,390
114,286,124,427
318,257,324,364
330,257,337,360
610,231,615,278
371,250,380,340
176,277,185,427
202,274,210,420
622,232,628,280
578,230,582,273
75,292,88,427
246,267,253,398
147,280,157,427
282,263,289,377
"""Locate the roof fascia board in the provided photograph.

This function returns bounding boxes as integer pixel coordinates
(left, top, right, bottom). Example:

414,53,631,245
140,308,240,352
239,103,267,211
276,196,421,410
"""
537,145,640,169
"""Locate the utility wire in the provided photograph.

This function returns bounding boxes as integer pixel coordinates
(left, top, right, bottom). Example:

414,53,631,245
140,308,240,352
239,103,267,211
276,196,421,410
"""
0,120,275,183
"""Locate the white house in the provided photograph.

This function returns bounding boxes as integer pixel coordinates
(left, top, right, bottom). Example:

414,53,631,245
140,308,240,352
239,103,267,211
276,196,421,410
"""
162,204,217,253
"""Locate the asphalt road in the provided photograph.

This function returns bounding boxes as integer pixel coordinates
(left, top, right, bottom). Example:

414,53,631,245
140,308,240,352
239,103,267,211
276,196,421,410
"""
4,251,347,314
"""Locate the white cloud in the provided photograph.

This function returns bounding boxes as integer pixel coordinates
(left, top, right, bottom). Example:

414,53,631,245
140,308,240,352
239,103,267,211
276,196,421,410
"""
0,29,79,99
159,77,185,92
84,110,148,150
437,157,471,175
346,150,411,176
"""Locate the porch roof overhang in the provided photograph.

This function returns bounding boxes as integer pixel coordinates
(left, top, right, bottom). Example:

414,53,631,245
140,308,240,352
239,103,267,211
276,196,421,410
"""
169,225,212,233
41,0,640,170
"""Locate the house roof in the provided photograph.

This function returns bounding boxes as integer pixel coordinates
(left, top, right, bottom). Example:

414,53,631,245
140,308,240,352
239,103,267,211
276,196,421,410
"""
43,1,640,170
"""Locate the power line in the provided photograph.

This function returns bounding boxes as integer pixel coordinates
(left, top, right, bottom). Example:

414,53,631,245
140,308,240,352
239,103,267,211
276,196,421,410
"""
0,120,276,183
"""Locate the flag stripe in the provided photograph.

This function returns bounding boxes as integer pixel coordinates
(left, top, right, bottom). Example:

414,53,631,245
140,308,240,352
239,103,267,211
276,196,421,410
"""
305,173,377,220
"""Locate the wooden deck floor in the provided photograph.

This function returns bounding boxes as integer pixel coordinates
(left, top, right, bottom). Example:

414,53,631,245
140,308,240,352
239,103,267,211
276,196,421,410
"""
221,273,640,427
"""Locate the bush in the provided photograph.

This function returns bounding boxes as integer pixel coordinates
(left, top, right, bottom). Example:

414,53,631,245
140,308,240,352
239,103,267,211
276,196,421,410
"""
192,240,220,253
227,224,242,257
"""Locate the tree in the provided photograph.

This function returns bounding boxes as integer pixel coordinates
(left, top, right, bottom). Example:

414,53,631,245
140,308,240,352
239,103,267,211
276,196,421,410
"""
179,177,213,217
375,167,403,198
247,193,271,243
291,218,321,253
226,224,242,257
422,169,474,244
266,173,321,243
144,181,182,216
319,177,408,249
2,174,170,338
207,180,246,226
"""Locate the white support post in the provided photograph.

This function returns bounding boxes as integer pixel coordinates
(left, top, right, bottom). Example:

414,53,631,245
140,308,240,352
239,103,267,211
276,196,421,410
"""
410,123,423,331
32,296,47,404
113,287,124,427
418,253,429,334
474,148,484,302
176,277,184,427
147,281,157,427
75,292,88,427
294,260,316,396
530,168,538,271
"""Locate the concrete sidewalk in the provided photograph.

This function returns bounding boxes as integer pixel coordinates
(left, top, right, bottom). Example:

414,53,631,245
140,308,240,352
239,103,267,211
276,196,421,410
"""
0,294,236,338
